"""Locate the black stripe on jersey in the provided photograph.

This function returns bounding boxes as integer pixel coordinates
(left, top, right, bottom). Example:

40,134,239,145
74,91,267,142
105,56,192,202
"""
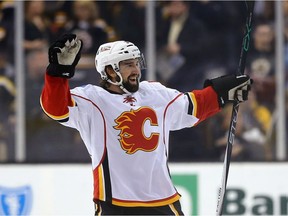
58,117,69,123
57,102,77,123
102,151,112,202
184,92,194,115
42,112,69,123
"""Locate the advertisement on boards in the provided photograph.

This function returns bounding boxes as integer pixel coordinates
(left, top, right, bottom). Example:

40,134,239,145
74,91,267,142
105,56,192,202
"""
170,163,288,215
0,163,287,215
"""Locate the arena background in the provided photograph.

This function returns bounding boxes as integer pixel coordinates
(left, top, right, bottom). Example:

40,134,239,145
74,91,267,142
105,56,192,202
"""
0,1,287,215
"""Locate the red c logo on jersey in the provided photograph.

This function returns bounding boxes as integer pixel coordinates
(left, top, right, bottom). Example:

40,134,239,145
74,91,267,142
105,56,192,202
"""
114,107,159,154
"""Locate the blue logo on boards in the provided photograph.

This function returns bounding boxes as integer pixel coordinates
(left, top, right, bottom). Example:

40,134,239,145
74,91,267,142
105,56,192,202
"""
0,185,32,215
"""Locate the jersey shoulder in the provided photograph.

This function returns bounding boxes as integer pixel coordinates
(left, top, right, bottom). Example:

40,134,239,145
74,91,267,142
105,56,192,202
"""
139,81,181,102
71,84,104,98
139,81,167,92
139,81,180,95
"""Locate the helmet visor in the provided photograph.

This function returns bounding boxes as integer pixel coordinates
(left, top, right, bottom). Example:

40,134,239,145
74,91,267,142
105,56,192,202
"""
139,53,146,70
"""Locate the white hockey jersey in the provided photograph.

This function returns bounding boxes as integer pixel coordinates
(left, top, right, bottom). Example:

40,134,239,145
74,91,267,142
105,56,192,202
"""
40,75,220,207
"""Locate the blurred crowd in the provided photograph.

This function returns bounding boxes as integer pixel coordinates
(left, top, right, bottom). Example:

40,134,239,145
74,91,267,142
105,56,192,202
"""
0,0,285,163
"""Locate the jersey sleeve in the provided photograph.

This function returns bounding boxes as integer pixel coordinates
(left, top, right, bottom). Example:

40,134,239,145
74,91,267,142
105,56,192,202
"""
144,81,220,129
167,86,220,130
189,86,220,124
40,73,76,122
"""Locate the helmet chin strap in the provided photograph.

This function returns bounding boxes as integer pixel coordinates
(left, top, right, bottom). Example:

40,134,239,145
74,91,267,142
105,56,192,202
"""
119,85,130,94
107,72,131,94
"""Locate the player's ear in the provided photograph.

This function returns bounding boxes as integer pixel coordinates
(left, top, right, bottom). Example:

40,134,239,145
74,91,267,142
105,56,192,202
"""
105,66,117,80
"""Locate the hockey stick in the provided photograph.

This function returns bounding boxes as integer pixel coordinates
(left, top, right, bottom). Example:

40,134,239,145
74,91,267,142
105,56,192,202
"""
216,1,255,215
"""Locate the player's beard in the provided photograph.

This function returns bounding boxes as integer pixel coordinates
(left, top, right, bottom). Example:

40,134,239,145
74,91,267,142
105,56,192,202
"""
122,76,140,93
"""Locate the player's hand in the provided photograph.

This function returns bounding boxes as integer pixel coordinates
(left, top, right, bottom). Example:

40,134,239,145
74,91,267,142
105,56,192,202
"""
204,74,253,107
47,34,82,78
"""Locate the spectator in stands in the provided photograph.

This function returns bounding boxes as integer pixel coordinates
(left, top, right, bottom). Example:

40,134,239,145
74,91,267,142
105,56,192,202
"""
212,90,271,161
283,2,288,87
24,1,50,53
0,1,15,64
247,20,275,112
190,1,246,78
156,1,207,91
0,51,16,162
210,19,275,162
64,1,108,55
46,4,70,44
113,1,147,51
156,1,211,162
25,49,47,119
25,49,88,162
253,1,275,22
24,1,109,162
0,1,16,162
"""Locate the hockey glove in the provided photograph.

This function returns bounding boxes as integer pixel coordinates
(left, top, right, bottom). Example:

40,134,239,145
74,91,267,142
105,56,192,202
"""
204,74,253,108
47,34,82,78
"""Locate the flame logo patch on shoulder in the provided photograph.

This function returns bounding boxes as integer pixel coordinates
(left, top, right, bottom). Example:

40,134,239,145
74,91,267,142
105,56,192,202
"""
114,107,159,154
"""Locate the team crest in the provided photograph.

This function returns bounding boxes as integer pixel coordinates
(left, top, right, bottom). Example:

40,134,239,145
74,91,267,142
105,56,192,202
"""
123,96,137,106
114,107,159,154
99,45,111,52
0,185,32,216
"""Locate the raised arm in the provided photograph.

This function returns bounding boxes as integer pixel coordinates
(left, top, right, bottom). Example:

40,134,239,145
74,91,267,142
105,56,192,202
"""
40,34,82,122
192,74,252,124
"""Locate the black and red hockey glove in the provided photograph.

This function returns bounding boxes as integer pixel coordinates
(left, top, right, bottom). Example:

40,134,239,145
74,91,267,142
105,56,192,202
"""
204,74,253,108
47,34,82,78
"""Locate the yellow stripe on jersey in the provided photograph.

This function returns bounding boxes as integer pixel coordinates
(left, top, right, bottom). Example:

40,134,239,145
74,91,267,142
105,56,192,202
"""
190,92,197,116
98,204,102,216
98,165,105,201
40,103,69,120
188,92,197,116
94,202,102,216
70,98,76,107
39,95,75,121
112,193,181,207
93,165,105,201
169,203,180,216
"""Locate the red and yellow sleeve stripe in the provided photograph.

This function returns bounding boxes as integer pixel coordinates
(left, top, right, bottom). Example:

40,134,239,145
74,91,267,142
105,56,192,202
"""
189,86,220,124
40,73,75,121
93,164,106,201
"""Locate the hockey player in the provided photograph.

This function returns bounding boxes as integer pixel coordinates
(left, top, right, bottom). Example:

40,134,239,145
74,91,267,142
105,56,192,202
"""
40,34,252,215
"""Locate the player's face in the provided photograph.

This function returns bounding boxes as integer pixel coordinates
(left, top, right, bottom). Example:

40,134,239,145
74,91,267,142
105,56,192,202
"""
119,59,141,92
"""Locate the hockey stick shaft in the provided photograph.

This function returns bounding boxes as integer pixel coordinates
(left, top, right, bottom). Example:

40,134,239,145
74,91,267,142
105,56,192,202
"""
216,2,255,215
